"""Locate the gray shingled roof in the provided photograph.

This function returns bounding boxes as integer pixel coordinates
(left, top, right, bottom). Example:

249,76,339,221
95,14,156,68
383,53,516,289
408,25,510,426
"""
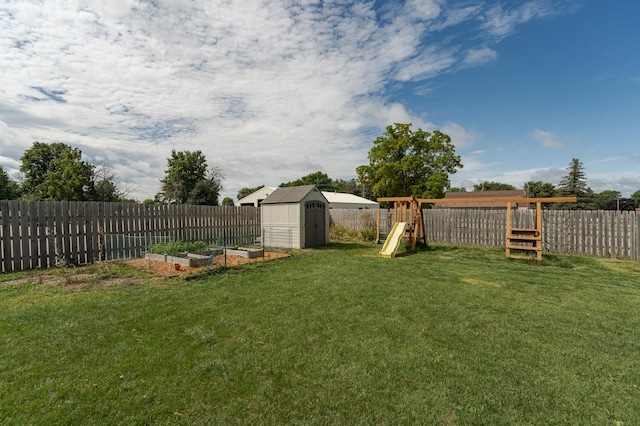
261,185,321,204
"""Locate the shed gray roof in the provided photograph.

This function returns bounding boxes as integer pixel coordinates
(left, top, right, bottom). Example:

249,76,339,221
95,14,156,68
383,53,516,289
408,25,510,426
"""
261,185,326,204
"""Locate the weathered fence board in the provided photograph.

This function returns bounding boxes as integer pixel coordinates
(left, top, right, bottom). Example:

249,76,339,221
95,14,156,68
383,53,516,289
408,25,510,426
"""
0,201,262,272
330,208,640,261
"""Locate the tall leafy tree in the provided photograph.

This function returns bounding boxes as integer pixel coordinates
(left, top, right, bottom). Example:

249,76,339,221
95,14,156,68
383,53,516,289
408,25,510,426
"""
593,190,621,210
280,171,336,191
20,142,71,199
185,170,223,205
524,181,556,198
42,149,94,201
20,142,94,201
554,158,593,210
221,197,235,206
0,165,19,199
159,149,223,205
356,123,462,199
473,181,515,191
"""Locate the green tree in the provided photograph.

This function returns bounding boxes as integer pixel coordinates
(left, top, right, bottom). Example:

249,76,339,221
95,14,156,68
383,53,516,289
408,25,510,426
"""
221,197,235,206
631,189,640,208
473,181,515,191
185,172,222,206
89,162,126,202
524,181,556,198
593,190,621,210
20,142,94,201
237,185,265,201
159,150,223,205
554,158,593,210
447,187,467,192
332,178,357,194
280,171,336,191
0,165,19,199
42,148,94,201
603,198,635,211
356,123,462,199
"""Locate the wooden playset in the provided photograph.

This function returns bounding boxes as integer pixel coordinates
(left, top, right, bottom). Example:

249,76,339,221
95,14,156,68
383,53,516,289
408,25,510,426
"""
376,196,576,260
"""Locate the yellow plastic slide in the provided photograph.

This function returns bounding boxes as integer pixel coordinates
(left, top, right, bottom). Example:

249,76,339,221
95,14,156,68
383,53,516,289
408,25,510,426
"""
378,222,407,258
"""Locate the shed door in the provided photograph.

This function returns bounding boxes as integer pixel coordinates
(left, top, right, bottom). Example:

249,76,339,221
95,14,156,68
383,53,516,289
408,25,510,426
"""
304,201,326,247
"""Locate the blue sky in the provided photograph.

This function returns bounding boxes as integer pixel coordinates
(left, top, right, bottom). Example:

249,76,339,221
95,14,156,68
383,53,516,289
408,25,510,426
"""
1,0,639,201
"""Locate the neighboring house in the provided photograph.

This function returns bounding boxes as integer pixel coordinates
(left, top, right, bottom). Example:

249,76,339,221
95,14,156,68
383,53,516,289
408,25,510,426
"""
237,187,277,207
237,186,378,209
439,190,529,209
261,185,329,249
322,192,379,209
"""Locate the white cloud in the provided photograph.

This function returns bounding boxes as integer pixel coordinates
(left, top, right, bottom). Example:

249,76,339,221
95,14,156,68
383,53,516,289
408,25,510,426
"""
0,0,574,201
481,1,553,37
463,47,497,66
395,46,458,81
533,129,563,149
441,122,477,150
403,0,442,21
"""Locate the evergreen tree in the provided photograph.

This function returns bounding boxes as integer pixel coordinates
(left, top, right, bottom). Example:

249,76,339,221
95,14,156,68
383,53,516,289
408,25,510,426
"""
554,158,593,209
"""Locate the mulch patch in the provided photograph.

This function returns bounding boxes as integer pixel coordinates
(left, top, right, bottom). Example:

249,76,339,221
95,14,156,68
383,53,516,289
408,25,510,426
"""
124,251,290,277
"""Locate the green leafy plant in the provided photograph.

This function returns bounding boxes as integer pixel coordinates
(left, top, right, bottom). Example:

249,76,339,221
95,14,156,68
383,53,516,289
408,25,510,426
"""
149,240,208,257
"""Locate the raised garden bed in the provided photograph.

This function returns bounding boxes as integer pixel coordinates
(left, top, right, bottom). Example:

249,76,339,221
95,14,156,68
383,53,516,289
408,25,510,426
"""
145,247,263,267
225,247,264,259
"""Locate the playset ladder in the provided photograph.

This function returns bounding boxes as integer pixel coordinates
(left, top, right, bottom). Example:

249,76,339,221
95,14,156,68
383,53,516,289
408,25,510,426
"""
506,201,542,261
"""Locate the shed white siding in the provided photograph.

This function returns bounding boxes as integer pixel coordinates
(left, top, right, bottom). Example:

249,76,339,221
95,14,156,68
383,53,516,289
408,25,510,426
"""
261,204,301,248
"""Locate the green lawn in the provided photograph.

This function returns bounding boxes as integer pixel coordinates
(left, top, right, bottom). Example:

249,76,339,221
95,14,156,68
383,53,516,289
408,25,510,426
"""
1,243,639,425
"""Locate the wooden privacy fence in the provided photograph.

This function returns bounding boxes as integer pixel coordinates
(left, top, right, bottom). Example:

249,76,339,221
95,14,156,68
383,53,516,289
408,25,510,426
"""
330,208,640,260
0,200,260,272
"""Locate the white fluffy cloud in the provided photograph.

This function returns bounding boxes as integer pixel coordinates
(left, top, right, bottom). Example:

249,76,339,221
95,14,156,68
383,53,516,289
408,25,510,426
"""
0,0,564,200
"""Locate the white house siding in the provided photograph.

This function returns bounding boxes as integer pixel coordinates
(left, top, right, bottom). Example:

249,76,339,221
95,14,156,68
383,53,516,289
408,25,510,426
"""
321,192,379,209
237,187,276,207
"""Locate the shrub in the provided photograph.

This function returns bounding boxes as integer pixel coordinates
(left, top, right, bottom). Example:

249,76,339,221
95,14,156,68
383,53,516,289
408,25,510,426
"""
360,228,376,241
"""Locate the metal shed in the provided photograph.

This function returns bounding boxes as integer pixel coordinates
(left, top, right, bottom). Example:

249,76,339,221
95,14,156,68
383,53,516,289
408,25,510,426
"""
261,185,329,249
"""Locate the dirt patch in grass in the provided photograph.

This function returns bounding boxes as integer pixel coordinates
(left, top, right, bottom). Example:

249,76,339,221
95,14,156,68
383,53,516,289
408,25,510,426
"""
124,251,290,277
1,252,290,287
0,272,146,289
